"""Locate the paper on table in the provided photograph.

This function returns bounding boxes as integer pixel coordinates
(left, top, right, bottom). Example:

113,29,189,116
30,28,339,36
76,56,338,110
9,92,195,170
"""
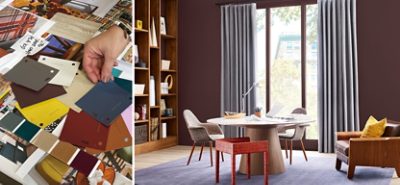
11,32,49,56
38,56,80,87
16,99,69,129
86,0,119,18
56,70,95,112
48,13,102,44
121,105,132,134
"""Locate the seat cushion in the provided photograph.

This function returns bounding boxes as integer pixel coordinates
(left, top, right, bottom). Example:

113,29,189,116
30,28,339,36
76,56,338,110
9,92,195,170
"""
382,120,400,137
209,134,224,140
335,140,350,156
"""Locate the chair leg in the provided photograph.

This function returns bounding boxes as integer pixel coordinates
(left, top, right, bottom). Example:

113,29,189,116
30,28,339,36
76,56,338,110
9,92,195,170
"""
395,164,400,177
300,140,308,161
290,140,293,165
186,142,196,166
264,151,269,185
209,141,213,167
335,158,342,171
347,162,356,179
285,139,288,159
247,153,251,179
199,143,204,161
231,154,236,185
216,150,220,183
221,152,224,162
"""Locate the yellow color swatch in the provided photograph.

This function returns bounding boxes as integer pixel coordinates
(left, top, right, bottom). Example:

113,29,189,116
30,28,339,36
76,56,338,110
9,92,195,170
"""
16,99,69,128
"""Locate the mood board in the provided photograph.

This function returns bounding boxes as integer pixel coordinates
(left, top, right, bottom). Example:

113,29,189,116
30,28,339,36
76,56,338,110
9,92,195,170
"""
0,0,133,184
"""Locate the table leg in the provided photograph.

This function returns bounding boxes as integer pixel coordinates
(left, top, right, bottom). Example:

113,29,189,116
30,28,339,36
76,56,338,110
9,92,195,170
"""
239,126,285,175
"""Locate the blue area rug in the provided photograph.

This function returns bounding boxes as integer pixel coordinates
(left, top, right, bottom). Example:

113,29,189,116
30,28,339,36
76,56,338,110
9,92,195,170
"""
135,151,394,185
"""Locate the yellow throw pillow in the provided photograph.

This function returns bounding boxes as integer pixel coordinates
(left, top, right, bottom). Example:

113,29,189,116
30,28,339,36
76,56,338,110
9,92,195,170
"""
361,116,386,138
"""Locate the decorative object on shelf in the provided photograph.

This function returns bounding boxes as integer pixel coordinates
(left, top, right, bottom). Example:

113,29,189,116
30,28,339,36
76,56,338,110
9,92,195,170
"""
136,20,143,29
135,59,146,68
160,99,166,116
134,45,139,64
149,76,156,106
161,59,170,70
135,112,140,120
164,74,173,90
150,17,158,47
134,84,145,95
160,83,169,94
160,17,167,35
135,104,147,120
164,108,173,117
135,125,147,144
150,117,159,141
224,111,246,119
255,107,262,117
161,123,167,139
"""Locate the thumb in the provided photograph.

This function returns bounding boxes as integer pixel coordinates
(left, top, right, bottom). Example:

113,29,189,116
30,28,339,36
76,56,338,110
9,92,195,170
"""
101,57,116,82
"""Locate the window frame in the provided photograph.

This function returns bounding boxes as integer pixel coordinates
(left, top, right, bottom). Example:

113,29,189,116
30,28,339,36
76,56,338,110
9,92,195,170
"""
257,0,318,150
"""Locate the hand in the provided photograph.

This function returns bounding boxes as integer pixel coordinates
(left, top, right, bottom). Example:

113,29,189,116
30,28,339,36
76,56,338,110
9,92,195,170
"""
83,25,130,83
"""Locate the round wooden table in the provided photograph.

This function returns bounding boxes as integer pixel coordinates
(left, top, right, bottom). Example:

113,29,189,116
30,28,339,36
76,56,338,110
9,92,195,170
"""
207,115,313,175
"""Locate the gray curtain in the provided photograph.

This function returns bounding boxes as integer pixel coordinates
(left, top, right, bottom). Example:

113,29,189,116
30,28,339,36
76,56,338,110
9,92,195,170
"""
221,4,256,137
317,0,360,153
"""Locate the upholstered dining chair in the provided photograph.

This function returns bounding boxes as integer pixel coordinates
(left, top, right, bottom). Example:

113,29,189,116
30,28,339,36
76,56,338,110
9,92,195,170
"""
183,109,224,166
278,108,309,165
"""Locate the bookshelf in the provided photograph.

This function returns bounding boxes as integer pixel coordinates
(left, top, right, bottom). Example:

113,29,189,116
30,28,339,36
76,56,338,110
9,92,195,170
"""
134,0,178,155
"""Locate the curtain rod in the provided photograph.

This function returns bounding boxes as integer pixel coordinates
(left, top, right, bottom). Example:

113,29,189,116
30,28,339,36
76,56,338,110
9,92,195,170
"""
215,0,308,6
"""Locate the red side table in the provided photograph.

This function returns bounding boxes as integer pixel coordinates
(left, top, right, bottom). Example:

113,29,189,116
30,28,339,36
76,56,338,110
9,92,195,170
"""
215,137,269,185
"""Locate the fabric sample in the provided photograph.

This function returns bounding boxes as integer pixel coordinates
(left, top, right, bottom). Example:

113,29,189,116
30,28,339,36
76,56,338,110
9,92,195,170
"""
56,70,94,112
14,120,40,142
0,112,24,132
3,57,59,91
31,131,58,152
37,56,80,87
76,81,132,126
50,141,79,164
16,98,69,128
70,151,99,177
59,110,109,150
11,83,66,108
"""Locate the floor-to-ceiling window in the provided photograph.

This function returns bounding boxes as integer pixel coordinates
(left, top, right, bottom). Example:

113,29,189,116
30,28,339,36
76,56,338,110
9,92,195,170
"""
255,1,318,149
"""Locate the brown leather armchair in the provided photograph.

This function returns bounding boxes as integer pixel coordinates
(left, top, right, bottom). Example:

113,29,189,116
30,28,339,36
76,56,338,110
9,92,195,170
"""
335,120,400,179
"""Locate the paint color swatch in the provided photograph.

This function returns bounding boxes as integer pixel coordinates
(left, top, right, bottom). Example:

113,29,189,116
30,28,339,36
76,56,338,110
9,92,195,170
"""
56,70,94,112
104,115,132,151
11,83,66,108
76,81,132,126
70,151,99,177
38,56,80,87
14,120,40,142
50,141,79,164
3,57,59,91
16,98,69,128
114,77,132,93
0,112,24,132
31,131,58,152
59,110,109,150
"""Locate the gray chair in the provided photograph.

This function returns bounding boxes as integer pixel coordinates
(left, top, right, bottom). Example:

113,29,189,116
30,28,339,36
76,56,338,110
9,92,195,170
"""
278,108,309,165
183,109,224,166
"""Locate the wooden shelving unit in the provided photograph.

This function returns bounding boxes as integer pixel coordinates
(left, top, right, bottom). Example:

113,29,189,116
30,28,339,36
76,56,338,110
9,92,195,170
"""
134,0,178,155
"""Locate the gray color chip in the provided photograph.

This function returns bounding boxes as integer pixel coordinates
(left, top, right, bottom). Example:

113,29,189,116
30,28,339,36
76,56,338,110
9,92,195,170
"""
0,112,24,132
3,57,59,91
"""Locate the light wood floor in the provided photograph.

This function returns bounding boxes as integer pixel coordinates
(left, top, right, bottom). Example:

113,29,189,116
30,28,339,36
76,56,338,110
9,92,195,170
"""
135,145,399,184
